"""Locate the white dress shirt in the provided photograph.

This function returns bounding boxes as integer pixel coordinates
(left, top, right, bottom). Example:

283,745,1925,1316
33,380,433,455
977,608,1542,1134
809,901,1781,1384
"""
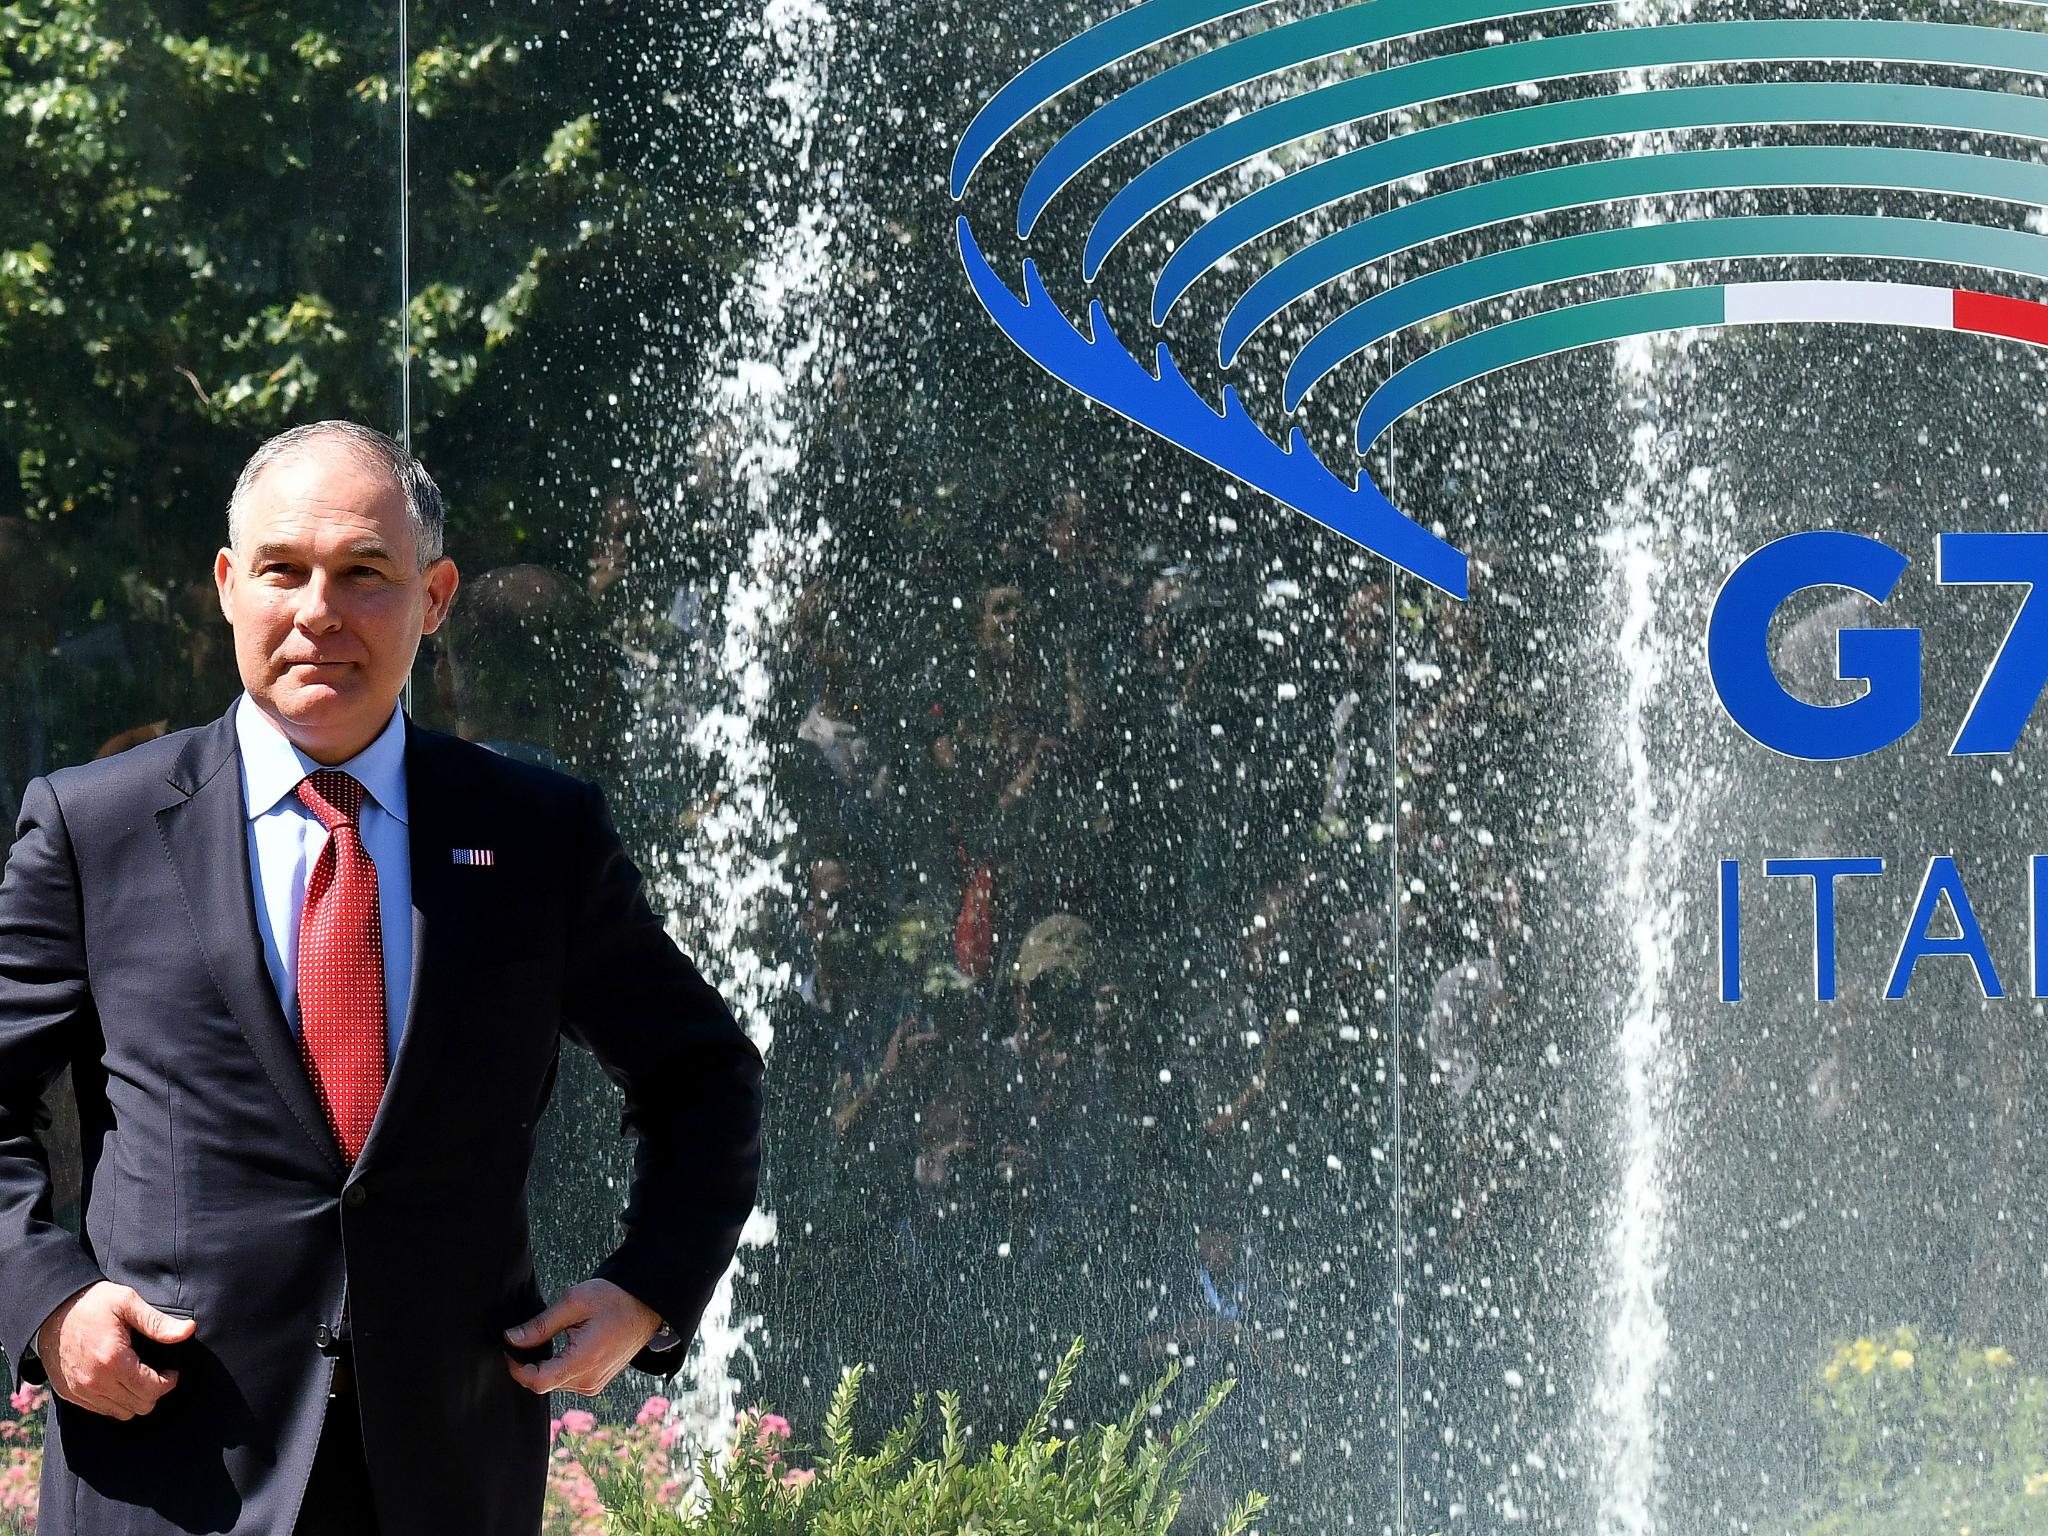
235,692,413,1059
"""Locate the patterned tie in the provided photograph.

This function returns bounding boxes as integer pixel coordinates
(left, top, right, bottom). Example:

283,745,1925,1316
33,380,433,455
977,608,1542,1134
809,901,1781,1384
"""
294,770,388,1166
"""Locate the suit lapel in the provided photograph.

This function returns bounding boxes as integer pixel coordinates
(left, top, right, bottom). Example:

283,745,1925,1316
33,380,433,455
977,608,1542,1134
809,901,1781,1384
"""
154,706,347,1181
354,720,483,1173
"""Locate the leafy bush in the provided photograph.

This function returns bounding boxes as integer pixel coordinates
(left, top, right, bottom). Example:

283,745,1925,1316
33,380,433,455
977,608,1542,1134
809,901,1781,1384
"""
1801,1327,2048,1533
0,1341,1264,1534
582,1336,1266,1536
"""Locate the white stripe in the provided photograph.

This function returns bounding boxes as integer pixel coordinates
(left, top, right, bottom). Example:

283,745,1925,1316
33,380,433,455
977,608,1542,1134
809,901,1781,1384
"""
1725,280,1953,331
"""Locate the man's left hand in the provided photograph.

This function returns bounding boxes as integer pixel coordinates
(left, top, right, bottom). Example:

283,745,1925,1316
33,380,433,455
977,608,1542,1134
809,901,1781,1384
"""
503,1278,661,1396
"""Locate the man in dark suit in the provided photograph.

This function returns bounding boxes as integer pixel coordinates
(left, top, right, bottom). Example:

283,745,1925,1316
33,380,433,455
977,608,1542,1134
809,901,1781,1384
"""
0,421,765,1534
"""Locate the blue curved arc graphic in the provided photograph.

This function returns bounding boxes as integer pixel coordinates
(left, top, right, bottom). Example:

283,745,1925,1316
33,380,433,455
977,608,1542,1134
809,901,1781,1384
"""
1166,81,2048,335
1237,147,2048,373
1021,0,1616,236
957,216,1472,599
952,0,1268,198
1290,214,2048,412
1085,20,2048,277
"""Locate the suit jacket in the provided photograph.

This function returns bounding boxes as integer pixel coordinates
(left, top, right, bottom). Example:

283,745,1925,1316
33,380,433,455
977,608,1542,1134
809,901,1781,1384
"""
0,702,765,1534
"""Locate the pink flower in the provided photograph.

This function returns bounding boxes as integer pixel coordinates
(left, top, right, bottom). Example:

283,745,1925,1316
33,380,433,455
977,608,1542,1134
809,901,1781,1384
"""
8,1384,44,1416
755,1412,792,1441
635,1395,671,1426
560,1409,597,1435
780,1467,817,1489
659,1423,684,1449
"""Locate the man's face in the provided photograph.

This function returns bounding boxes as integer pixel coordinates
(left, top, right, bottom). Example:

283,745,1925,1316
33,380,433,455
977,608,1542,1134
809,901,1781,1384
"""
214,445,459,764
800,859,850,942
978,585,1023,663
1139,575,1185,667
1196,1226,1236,1271
1342,582,1390,671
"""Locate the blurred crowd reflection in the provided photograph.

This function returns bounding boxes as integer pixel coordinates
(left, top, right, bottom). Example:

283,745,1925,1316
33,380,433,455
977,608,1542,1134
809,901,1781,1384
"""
725,491,1547,1523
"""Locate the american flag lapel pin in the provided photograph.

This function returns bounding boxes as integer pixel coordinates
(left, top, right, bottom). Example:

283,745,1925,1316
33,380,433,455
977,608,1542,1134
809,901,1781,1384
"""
451,848,497,867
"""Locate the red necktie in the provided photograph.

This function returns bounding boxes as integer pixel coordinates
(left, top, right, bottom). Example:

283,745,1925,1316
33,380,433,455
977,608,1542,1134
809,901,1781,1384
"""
294,770,388,1166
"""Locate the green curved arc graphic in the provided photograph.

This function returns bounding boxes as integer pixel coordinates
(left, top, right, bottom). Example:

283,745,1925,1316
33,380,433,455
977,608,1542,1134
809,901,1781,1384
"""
1348,278,2048,454
1284,213,2048,412
953,1,2048,596
1227,144,2048,367
1156,80,2048,339
1087,19,2048,275
1355,287,1727,450
952,0,1269,196
964,0,2048,204
1024,0,1620,233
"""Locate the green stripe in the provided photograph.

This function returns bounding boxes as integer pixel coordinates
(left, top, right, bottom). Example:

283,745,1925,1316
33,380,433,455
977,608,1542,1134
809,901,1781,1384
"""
1029,0,1640,231
1354,287,1728,450
1199,84,2048,353
1090,20,2048,263
1291,214,2048,410
1171,83,2048,329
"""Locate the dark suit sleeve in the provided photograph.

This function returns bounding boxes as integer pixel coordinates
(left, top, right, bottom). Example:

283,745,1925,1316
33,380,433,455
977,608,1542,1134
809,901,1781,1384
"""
0,778,108,1379
559,779,763,1378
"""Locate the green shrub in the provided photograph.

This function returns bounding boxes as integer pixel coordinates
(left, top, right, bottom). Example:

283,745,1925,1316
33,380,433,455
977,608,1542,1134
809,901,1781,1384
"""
582,1336,1266,1536
1800,1327,2048,1533
0,1341,1266,1534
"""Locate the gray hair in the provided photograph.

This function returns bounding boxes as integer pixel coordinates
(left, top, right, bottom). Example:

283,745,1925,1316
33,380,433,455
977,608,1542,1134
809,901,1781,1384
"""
227,420,447,567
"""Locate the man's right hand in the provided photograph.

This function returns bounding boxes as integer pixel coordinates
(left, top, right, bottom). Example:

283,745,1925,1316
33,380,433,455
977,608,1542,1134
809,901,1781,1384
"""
35,1282,194,1420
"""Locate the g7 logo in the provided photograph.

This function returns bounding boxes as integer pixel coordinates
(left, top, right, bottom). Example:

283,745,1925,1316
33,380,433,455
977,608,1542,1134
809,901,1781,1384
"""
1708,530,2048,760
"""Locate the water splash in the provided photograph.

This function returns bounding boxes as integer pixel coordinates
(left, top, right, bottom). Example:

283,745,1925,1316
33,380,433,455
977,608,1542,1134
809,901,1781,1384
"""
1585,320,1712,1536
654,0,844,1455
1579,8,1694,1523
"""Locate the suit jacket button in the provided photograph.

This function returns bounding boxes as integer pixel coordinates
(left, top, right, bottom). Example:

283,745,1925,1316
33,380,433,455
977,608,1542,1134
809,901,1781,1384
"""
343,1184,368,1209
315,1323,334,1352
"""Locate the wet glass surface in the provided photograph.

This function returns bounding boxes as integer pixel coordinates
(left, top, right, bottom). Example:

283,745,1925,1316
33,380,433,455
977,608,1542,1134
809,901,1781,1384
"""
6,2,2048,1531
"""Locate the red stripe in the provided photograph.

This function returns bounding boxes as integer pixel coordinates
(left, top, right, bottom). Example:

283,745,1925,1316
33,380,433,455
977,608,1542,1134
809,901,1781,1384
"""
1954,288,2048,346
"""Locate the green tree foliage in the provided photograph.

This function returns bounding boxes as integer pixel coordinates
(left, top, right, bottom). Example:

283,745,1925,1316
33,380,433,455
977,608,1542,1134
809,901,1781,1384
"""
0,0,403,535
0,0,749,723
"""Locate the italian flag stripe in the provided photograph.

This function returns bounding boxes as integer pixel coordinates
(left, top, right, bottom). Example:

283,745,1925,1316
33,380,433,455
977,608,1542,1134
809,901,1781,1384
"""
1722,280,2048,346
1725,280,1952,330
1955,287,2048,346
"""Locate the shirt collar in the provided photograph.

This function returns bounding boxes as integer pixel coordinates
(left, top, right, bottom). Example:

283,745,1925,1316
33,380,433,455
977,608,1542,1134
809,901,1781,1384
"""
235,692,410,826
